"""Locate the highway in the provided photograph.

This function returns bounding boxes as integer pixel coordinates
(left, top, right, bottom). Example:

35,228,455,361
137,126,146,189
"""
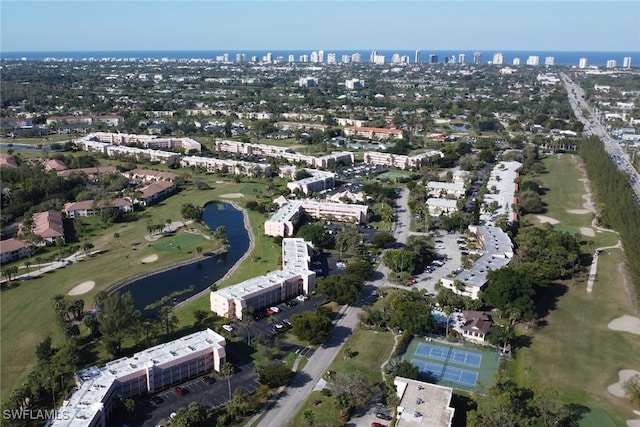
561,73,640,200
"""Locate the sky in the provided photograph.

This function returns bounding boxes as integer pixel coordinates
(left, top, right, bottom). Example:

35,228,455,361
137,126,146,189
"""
1,0,639,52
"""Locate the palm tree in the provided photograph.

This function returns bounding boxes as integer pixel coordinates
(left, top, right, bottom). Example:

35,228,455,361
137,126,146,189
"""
24,261,32,275
51,294,67,322
220,362,234,401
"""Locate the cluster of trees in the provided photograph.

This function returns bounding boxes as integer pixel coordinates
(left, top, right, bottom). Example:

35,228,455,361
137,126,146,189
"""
382,235,437,276
290,306,333,345
317,258,373,304
0,162,88,217
482,225,582,323
360,289,438,336
468,371,580,427
580,137,640,303
328,371,381,420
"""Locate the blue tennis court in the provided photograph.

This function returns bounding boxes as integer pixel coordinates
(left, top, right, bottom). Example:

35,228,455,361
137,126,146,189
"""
411,359,479,387
415,343,482,368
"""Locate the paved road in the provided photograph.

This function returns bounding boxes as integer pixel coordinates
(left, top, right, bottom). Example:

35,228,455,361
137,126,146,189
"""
256,188,411,427
561,73,640,200
586,241,622,293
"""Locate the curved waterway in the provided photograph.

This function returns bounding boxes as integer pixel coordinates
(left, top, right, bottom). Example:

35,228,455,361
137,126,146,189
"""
118,202,250,313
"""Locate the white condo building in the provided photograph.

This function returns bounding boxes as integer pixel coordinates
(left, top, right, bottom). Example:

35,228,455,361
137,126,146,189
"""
544,56,555,66
48,329,226,427
623,57,632,68
481,161,522,225
363,151,443,170
210,238,316,319
492,52,504,65
579,57,588,68
440,225,514,300
264,199,368,238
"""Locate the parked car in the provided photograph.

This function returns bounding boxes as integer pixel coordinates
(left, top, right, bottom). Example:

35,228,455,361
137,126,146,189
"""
174,386,185,396
269,306,281,313
150,395,163,404
285,299,298,307
265,308,275,316
222,324,234,332
376,412,393,421
203,376,216,384
296,294,309,302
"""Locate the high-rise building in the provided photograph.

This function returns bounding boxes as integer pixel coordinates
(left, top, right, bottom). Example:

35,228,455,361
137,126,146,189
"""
370,51,378,63
288,54,295,63
374,55,385,65
544,56,555,66
235,53,246,63
526,56,539,66
251,56,259,63
310,51,319,63
447,56,456,64
351,53,361,63
299,54,308,63
623,56,632,68
415,50,421,64
578,57,588,68
473,52,482,64
318,50,325,63
458,53,465,64
391,53,402,64
492,52,504,65
341,54,351,64
606,59,617,69
429,54,438,64
327,53,337,65
513,57,521,66
265,52,273,63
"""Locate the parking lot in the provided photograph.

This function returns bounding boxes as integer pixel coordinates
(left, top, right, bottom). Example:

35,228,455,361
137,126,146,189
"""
383,230,465,294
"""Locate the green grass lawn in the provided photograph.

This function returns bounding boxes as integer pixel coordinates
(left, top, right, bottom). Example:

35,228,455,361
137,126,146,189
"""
288,327,395,426
514,154,638,426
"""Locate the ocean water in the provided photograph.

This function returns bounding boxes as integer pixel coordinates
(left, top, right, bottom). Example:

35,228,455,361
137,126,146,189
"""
2,49,638,67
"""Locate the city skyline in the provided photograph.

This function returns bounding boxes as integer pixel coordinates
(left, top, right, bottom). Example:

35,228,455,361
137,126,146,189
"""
1,1,639,53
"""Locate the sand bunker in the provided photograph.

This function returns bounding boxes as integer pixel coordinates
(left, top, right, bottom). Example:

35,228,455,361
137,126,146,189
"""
628,419,640,427
608,315,640,335
607,369,640,397
536,215,560,225
68,280,95,296
141,254,159,264
567,209,591,214
220,193,244,198
580,227,595,236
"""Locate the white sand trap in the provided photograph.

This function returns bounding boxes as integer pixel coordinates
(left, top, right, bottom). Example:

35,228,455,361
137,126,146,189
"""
628,420,640,427
608,315,640,335
607,369,640,397
141,254,158,264
220,193,244,198
536,215,560,225
68,280,95,296
567,209,591,214
580,227,595,236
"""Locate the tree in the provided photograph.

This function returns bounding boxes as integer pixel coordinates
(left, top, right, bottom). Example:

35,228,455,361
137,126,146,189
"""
220,362,234,401
329,372,379,413
393,360,419,380
335,229,361,259
171,402,206,427
624,374,640,406
97,291,136,357
296,223,331,250
255,362,294,388
382,248,415,273
486,324,516,354
193,309,209,328
303,410,315,426
371,231,396,249
291,311,332,345
113,232,123,247
317,275,360,304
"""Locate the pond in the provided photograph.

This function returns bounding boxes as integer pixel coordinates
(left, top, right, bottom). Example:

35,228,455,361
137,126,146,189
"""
117,202,250,313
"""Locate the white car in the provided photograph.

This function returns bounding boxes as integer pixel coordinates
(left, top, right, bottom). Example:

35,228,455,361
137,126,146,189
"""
296,294,309,302
222,324,234,332
269,306,281,313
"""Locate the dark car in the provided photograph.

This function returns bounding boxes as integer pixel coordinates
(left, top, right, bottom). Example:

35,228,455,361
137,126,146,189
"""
203,376,215,384
150,396,163,405
376,412,393,421
174,386,185,396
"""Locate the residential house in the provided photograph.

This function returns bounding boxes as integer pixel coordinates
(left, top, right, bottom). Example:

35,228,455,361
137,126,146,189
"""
63,198,134,218
31,210,65,246
136,181,176,207
0,238,34,264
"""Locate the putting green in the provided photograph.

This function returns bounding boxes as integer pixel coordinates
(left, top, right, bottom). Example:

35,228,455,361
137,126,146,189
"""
153,234,206,251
